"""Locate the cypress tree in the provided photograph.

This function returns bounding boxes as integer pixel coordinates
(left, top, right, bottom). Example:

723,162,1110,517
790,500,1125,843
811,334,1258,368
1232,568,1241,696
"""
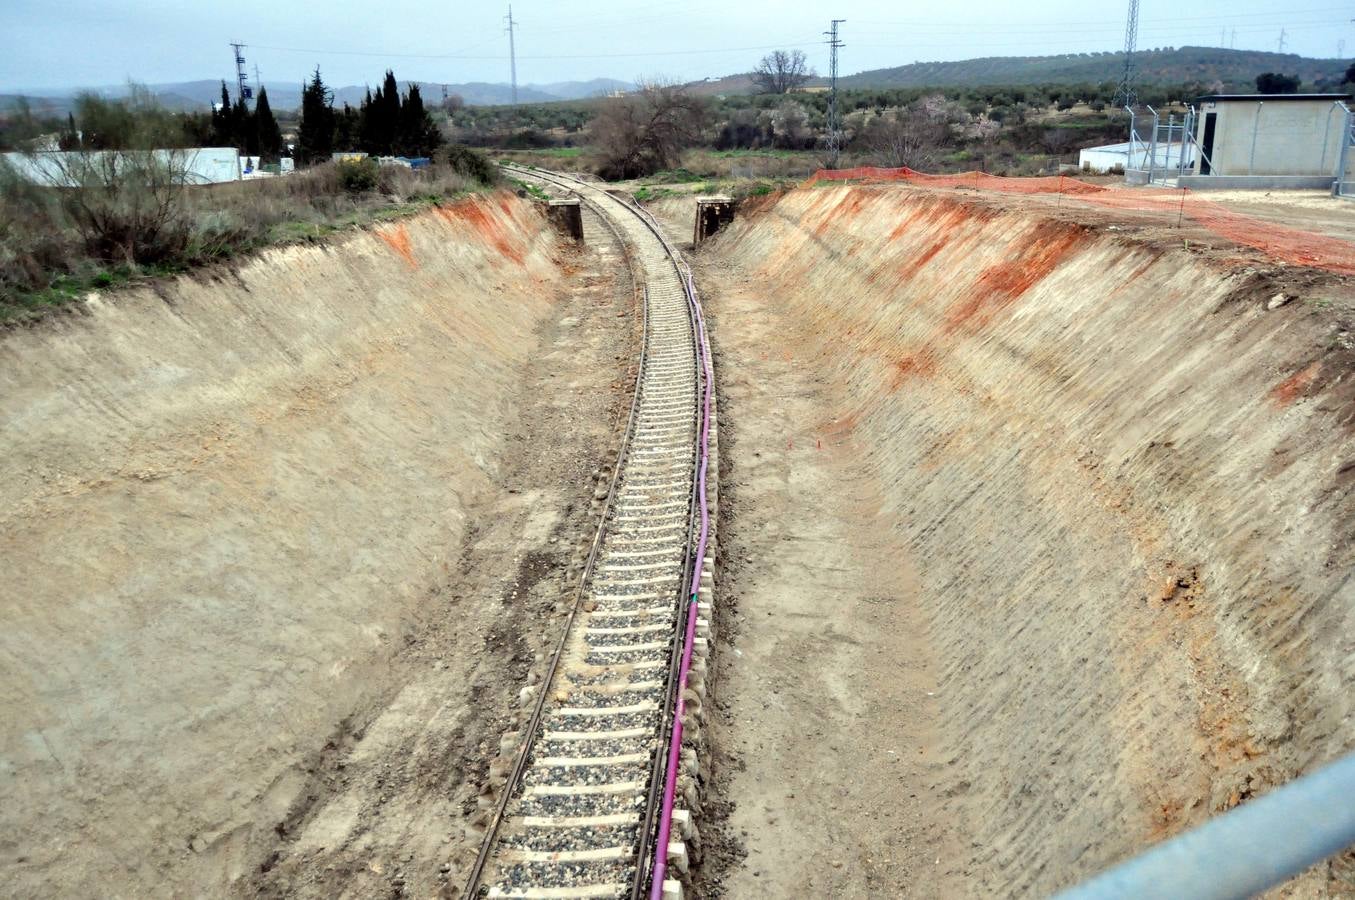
297,66,335,165
397,83,442,157
361,86,389,155
357,88,378,154
212,81,234,146
380,70,401,154
254,86,282,162
233,96,258,156
59,112,81,150
334,103,361,152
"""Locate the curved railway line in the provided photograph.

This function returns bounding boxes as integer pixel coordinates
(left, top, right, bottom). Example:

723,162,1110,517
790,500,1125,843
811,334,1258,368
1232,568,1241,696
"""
465,167,716,900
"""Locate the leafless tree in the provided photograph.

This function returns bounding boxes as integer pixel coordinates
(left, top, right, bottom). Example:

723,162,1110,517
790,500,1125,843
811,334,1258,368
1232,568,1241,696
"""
752,50,814,95
1042,128,1075,155
24,87,198,263
860,102,954,170
37,148,197,263
592,79,706,179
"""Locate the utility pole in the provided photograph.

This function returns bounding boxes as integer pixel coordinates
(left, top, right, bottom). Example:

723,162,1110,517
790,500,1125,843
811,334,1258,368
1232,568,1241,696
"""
1114,0,1140,109
1220,28,1225,48
824,19,845,168
253,62,262,97
230,41,252,106
1277,28,1288,53
505,5,519,105
1230,28,1236,49
1340,39,1347,59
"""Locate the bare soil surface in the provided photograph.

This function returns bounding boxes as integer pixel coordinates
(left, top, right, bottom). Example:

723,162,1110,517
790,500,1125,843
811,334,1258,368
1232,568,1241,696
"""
1204,189,1355,243
247,208,638,898
649,184,1355,897
0,198,637,898
692,251,960,898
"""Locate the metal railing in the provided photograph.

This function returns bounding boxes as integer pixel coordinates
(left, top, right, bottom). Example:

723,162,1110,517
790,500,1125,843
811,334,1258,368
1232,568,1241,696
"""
1057,751,1355,899
1331,102,1355,198
1124,105,1195,184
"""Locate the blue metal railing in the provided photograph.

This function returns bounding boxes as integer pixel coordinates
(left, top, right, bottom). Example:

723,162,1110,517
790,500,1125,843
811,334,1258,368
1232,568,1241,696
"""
1056,751,1355,899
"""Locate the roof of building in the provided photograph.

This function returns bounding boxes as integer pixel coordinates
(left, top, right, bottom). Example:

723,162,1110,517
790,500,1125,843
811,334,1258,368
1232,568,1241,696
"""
1079,141,1187,154
1080,142,1132,154
1195,93,1351,103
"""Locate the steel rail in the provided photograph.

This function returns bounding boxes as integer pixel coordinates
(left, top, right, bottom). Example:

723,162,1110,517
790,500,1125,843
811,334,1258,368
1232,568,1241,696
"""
461,177,649,898
600,188,711,900
600,188,715,900
506,168,706,900
465,165,708,900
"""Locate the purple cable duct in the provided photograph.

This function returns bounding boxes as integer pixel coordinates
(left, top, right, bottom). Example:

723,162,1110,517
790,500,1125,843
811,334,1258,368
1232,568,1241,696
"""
649,247,714,899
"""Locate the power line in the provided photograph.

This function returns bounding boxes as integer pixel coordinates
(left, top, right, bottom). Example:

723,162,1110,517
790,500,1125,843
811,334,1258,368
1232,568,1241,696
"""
505,4,518,105
853,6,1348,28
843,21,1338,52
249,37,821,61
849,20,1339,38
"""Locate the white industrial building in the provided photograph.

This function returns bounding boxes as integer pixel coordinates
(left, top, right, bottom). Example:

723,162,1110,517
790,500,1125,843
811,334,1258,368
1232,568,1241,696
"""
1,147,246,186
1080,140,1190,174
1183,93,1350,189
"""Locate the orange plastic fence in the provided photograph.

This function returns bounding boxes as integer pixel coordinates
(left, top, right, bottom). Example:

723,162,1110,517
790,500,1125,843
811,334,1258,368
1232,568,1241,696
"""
806,166,1355,276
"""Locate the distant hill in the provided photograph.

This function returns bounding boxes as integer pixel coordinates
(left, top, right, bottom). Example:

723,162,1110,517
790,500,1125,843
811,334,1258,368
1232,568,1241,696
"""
683,73,759,96
842,46,1349,90
535,78,634,100
0,77,637,115
8,45,1345,118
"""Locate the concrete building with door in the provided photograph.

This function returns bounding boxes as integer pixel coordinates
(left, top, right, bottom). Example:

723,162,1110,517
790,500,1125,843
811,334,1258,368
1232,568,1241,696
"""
1186,93,1350,189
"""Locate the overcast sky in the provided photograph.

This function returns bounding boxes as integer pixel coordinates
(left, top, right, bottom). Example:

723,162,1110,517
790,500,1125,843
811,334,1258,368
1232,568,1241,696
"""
2,0,1349,92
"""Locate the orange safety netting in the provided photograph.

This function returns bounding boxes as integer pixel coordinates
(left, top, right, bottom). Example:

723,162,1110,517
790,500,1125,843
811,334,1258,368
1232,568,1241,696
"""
805,166,1355,276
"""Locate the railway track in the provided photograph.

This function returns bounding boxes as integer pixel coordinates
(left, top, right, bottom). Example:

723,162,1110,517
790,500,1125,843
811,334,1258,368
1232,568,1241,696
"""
465,167,714,900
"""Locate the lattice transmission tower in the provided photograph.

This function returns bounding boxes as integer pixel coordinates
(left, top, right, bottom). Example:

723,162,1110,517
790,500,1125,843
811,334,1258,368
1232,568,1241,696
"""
1114,0,1140,109
825,19,845,167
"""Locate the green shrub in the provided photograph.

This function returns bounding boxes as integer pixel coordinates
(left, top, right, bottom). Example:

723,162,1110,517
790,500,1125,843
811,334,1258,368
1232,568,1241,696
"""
337,158,380,194
442,146,499,186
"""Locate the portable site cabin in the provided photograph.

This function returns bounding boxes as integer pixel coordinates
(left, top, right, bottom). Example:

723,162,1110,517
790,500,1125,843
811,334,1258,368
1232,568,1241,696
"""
2,148,245,186
1080,140,1190,174
1185,93,1350,189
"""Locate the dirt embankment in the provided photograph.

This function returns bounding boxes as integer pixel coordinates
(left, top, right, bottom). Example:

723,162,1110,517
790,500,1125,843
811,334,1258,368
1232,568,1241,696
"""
692,184,1355,896
0,194,631,896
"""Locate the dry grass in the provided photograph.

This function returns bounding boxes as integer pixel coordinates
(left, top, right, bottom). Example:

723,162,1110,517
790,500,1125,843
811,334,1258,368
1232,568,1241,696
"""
491,148,597,173
489,146,821,182
0,160,486,323
680,149,822,180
